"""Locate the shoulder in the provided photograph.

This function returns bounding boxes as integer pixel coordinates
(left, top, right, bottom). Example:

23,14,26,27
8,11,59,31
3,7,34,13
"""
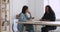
19,13,24,16
50,11,55,16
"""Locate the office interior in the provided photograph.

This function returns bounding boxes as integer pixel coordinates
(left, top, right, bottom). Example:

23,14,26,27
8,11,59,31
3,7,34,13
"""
0,0,60,32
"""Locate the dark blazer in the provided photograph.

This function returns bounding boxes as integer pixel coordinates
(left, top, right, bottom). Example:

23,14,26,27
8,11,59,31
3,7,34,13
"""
41,11,57,30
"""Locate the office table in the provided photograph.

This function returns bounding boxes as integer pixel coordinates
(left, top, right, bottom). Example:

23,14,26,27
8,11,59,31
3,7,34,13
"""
17,21,60,32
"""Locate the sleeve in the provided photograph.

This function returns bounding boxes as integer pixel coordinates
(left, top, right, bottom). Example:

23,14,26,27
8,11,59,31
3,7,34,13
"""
25,14,31,20
19,13,27,22
50,13,56,21
41,14,45,19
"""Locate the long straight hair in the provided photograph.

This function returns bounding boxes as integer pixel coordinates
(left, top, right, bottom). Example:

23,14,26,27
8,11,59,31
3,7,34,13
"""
22,6,28,14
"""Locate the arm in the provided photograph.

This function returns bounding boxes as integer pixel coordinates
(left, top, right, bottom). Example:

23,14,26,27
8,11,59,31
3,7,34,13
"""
40,13,50,21
50,13,56,21
28,11,32,18
28,12,35,19
39,13,46,21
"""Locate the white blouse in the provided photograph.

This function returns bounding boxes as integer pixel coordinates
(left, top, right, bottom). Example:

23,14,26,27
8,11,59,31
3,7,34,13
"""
13,19,18,32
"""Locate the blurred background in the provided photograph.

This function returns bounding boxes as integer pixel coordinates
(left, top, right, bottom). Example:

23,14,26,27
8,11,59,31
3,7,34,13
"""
0,0,60,32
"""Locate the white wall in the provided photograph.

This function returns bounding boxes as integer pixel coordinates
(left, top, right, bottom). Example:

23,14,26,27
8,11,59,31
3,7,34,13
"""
28,0,36,18
28,0,44,20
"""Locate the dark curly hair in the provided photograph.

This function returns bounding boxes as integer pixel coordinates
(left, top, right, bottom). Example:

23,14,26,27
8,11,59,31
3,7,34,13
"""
45,5,54,13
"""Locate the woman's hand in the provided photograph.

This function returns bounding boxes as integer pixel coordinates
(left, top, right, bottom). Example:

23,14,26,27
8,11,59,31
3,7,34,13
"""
31,17,34,19
39,19,50,21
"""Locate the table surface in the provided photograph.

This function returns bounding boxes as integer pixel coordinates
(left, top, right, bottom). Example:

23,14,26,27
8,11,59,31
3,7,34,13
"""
17,20,60,26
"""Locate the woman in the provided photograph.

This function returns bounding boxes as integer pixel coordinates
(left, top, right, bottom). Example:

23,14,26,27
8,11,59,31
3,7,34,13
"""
17,6,34,32
41,5,57,32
